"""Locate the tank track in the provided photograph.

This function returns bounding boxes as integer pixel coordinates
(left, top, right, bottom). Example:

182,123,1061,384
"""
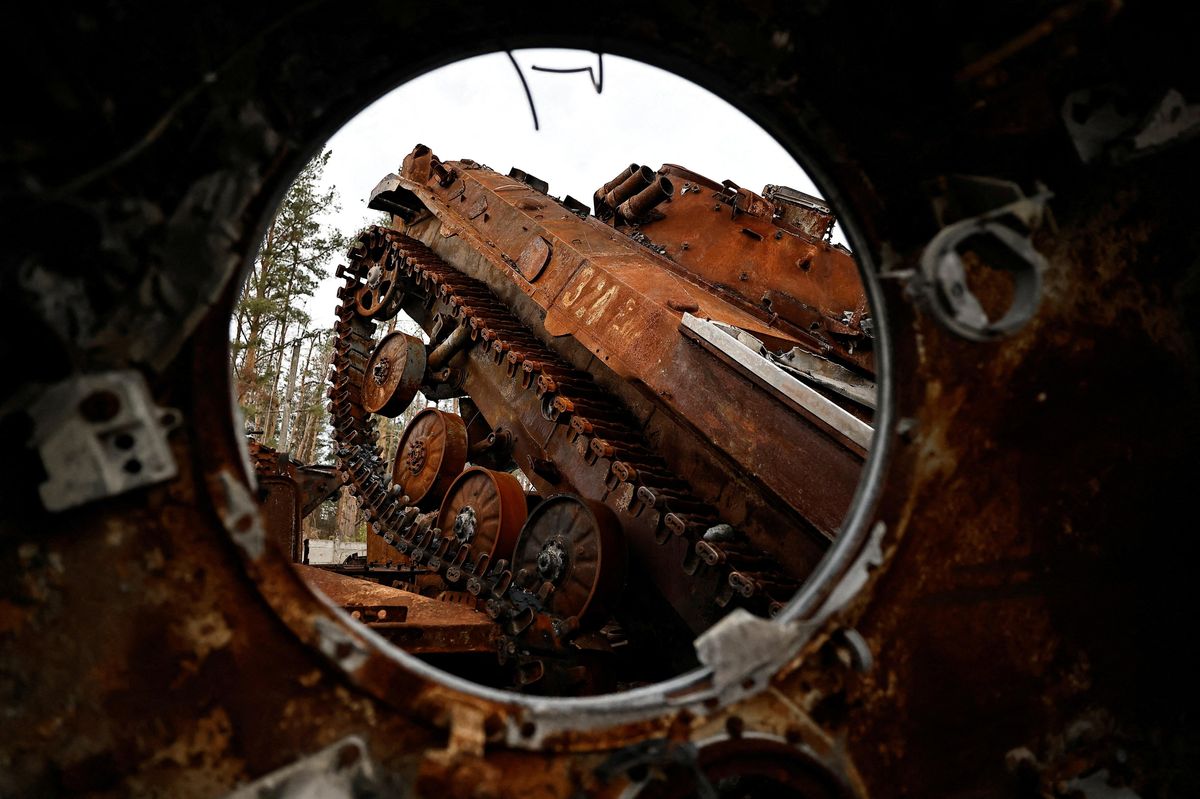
328,227,798,665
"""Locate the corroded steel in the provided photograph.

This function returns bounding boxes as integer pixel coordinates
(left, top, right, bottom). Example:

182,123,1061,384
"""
336,229,818,617
3,5,1198,799
391,407,468,509
390,152,868,548
297,565,498,654
354,233,407,318
362,331,426,416
436,467,527,562
248,440,342,561
328,230,751,670
645,166,871,370
511,495,626,626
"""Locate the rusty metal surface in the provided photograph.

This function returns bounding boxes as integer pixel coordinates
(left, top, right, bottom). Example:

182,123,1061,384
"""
362,331,426,416
394,164,864,548
366,520,410,565
2,3,1198,798
328,230,732,681
396,154,871,369
392,408,468,509
296,565,498,654
248,440,342,562
354,232,407,318
511,495,625,626
333,229,822,640
258,474,303,562
646,166,871,371
436,467,528,563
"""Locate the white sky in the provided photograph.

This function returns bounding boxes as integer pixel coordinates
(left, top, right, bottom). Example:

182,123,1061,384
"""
304,48,832,328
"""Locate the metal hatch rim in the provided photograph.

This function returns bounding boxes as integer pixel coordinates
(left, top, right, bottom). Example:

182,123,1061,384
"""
212,43,894,746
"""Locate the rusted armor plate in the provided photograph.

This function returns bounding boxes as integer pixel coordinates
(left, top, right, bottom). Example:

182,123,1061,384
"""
294,565,496,654
516,236,550,281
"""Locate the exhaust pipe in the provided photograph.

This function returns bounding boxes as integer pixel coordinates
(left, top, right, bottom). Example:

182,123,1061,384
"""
593,163,639,218
600,166,654,214
599,163,639,196
618,176,674,222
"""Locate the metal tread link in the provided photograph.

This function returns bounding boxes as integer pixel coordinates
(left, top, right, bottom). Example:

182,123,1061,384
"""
329,228,796,649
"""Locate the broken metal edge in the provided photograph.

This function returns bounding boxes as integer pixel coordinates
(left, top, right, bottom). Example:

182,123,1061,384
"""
680,313,873,452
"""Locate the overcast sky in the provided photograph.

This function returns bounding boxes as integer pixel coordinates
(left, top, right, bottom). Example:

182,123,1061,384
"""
303,48,832,327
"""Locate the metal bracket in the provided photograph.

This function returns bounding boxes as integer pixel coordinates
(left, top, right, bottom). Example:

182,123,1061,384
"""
915,175,1051,342
30,370,180,512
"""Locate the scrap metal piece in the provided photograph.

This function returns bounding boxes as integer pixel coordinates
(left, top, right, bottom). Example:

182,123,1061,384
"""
367,172,426,222
1129,89,1200,155
248,440,342,561
710,321,876,409
296,464,342,516
917,175,1051,341
694,608,798,696
1063,85,1200,164
763,183,836,239
297,565,497,653
30,370,179,512
773,348,877,409
222,735,382,799
508,166,548,195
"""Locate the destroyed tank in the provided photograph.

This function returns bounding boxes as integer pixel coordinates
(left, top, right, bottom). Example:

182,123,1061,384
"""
319,144,875,693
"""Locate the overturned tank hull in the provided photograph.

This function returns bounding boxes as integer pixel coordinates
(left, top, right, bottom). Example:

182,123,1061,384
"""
320,146,875,691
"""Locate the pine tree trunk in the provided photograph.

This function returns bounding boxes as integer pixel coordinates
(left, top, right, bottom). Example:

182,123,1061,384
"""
297,409,317,463
334,489,357,542
261,321,287,442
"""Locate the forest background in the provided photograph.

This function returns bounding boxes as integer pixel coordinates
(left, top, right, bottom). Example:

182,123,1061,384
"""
229,150,449,542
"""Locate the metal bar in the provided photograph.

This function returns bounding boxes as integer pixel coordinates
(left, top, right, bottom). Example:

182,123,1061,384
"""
679,313,873,453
